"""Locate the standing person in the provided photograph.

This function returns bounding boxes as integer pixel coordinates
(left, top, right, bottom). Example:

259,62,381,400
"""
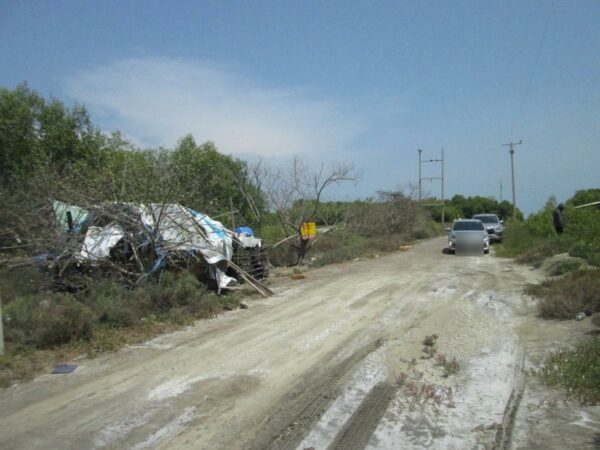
553,203,565,235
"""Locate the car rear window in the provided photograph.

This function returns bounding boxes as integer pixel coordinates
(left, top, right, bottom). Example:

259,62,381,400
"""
453,221,484,231
473,215,498,224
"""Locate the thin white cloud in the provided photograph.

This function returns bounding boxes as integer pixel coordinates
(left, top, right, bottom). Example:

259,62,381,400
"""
65,57,364,157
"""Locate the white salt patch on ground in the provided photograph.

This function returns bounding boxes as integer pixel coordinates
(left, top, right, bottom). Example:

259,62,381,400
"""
367,341,519,449
475,293,512,321
94,408,155,448
147,376,198,401
433,286,457,297
99,366,266,447
296,317,350,352
569,410,600,431
297,344,389,450
131,407,197,450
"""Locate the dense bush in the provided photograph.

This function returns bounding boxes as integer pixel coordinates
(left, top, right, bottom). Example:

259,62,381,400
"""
84,281,139,328
497,189,600,267
4,293,95,349
1,270,238,352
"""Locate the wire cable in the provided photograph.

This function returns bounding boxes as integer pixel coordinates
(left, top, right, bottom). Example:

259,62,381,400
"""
511,0,555,136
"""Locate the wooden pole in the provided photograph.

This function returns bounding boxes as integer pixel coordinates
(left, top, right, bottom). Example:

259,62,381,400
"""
0,295,4,356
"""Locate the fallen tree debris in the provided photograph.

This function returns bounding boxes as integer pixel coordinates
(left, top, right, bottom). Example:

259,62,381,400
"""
10,200,271,297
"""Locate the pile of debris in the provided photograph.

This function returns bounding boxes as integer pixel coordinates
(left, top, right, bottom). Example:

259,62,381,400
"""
45,200,272,296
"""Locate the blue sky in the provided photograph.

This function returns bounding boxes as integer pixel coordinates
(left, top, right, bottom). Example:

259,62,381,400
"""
1,0,598,214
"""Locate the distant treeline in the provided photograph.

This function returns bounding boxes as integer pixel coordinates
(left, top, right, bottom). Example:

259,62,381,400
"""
424,195,522,222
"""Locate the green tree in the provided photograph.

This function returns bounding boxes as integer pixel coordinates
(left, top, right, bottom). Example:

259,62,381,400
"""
169,135,265,228
0,83,45,184
0,83,105,187
567,189,600,208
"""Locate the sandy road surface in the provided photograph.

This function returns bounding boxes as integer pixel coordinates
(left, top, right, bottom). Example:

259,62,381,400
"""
0,237,596,449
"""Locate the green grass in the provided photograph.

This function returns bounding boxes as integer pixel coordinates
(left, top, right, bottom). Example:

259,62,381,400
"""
541,337,600,405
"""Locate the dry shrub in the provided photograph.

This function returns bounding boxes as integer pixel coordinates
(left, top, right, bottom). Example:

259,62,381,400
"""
347,191,431,237
525,269,600,319
309,230,408,267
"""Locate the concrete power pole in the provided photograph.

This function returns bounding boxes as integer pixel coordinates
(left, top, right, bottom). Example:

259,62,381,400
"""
418,149,423,201
441,147,445,226
418,148,445,226
502,140,522,219
0,296,4,356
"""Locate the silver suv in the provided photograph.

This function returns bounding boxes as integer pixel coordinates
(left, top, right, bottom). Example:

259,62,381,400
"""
472,214,503,243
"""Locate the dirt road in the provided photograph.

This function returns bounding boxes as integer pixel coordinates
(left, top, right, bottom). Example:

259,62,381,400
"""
1,237,598,449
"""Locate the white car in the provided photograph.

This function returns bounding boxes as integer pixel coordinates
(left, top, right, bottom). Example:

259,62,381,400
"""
447,219,490,255
472,214,504,243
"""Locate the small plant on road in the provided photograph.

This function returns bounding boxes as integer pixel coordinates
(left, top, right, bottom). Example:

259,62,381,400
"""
421,334,438,359
435,354,460,377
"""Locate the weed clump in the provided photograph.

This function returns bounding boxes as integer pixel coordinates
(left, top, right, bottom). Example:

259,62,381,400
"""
546,258,584,277
435,354,460,377
525,269,600,319
421,334,438,359
541,337,600,405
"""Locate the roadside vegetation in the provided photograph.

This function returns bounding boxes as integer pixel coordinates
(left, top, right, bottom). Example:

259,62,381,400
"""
525,269,600,319
0,267,240,387
496,190,600,268
500,189,600,321
0,84,442,385
541,337,600,405
496,189,600,403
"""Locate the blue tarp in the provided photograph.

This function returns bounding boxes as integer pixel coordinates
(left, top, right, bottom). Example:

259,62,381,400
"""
235,226,254,236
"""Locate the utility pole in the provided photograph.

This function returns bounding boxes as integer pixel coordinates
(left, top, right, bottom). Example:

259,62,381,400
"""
418,148,446,226
502,140,522,219
418,149,423,201
0,296,4,356
441,147,445,226
499,181,503,202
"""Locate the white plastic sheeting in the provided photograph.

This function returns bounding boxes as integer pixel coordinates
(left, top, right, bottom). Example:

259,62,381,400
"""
236,233,262,249
52,200,90,233
79,225,125,260
75,203,237,289
139,204,233,264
